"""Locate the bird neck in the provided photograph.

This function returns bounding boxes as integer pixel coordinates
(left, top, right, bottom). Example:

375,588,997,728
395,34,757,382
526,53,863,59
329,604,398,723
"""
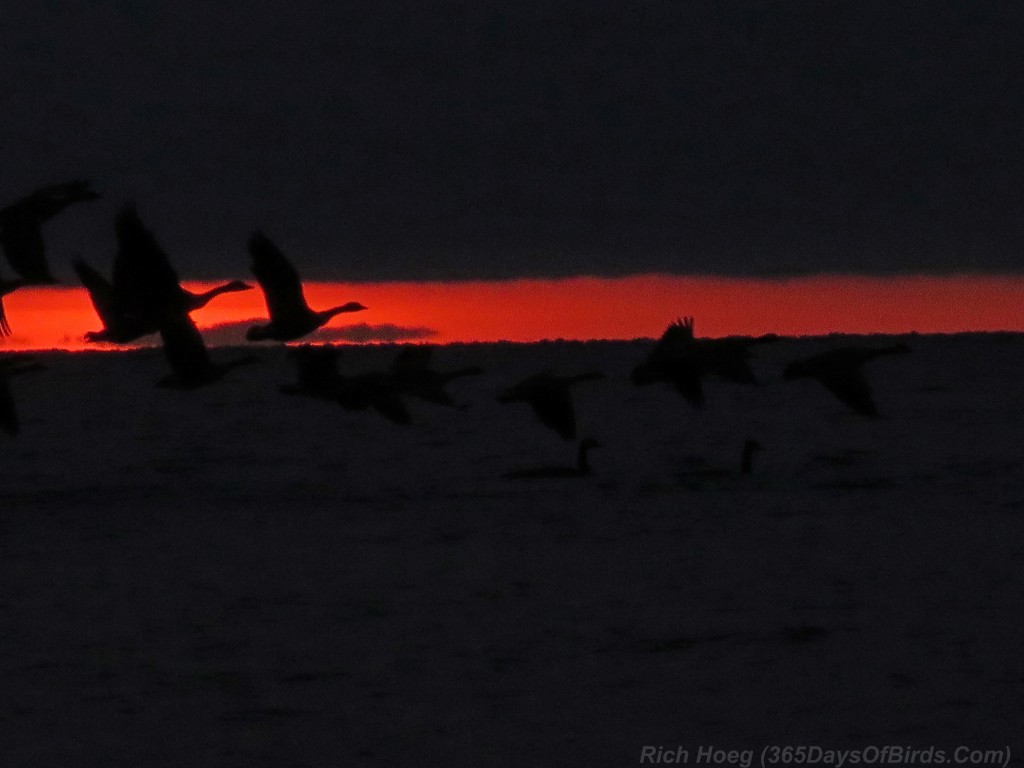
191,282,243,303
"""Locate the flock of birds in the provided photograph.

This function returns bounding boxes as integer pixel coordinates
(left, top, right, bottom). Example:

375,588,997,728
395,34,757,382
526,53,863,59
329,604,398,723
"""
1,181,913,479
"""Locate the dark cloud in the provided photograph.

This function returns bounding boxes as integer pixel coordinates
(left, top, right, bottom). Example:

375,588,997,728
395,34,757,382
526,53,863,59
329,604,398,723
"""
199,320,437,345
317,324,439,344
3,1,1024,280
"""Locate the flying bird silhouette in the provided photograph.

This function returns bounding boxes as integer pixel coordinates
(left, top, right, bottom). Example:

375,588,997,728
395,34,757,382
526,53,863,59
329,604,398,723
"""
246,232,366,342
783,344,911,417
75,251,251,344
280,345,411,425
389,345,483,406
503,438,603,479
0,180,100,335
497,370,604,440
632,317,778,407
156,314,259,389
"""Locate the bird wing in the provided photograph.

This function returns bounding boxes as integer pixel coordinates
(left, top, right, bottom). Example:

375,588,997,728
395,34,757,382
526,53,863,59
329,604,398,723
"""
248,232,310,322
650,319,695,360
0,296,10,336
0,371,17,435
668,363,705,407
73,259,118,328
370,388,413,425
0,216,48,281
697,340,758,384
390,345,432,373
529,385,576,440
159,314,212,381
9,181,99,221
112,206,185,327
0,181,98,280
816,365,878,417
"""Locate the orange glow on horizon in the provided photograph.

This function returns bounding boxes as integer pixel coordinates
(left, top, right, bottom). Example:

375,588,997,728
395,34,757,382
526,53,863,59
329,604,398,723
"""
1,274,1022,352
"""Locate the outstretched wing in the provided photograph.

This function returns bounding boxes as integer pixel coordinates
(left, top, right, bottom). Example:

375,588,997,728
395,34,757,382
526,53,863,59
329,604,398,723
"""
391,345,432,373
0,296,11,336
816,366,878,417
159,314,212,382
0,371,18,435
248,232,310,322
73,259,118,329
529,384,576,440
0,180,99,281
668,363,705,407
370,388,413,425
0,216,48,281
112,205,185,327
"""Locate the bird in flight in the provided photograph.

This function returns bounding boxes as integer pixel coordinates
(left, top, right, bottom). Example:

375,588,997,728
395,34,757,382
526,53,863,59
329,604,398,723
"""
783,344,911,417
246,232,366,342
0,180,100,335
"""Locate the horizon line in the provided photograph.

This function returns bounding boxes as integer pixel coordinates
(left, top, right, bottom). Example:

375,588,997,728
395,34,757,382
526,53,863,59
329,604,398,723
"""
2,273,1023,352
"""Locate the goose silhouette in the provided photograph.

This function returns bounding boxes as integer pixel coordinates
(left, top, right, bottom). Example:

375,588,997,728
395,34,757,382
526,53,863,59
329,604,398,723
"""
75,256,251,344
156,314,259,389
246,232,366,342
280,345,411,425
783,344,910,417
84,204,255,344
632,317,778,407
0,180,100,335
498,370,604,440
389,345,483,406
504,438,603,479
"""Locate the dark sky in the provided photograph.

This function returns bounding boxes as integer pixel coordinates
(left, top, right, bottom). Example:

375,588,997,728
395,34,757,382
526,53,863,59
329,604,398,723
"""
3,0,1024,280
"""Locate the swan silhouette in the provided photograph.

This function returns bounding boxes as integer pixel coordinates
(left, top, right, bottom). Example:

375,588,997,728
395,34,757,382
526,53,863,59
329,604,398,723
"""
246,232,366,342
80,204,201,342
783,344,910,417
156,314,259,389
389,345,483,406
280,345,411,424
0,180,100,335
632,317,778,407
75,255,251,344
504,438,603,479
497,370,604,440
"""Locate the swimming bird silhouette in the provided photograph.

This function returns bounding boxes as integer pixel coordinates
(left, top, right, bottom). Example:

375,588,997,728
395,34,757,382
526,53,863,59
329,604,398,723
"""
783,344,911,417
632,317,778,407
504,438,603,479
0,181,100,335
389,345,483,406
281,345,411,424
156,314,259,389
246,232,366,342
675,439,762,487
497,370,604,440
